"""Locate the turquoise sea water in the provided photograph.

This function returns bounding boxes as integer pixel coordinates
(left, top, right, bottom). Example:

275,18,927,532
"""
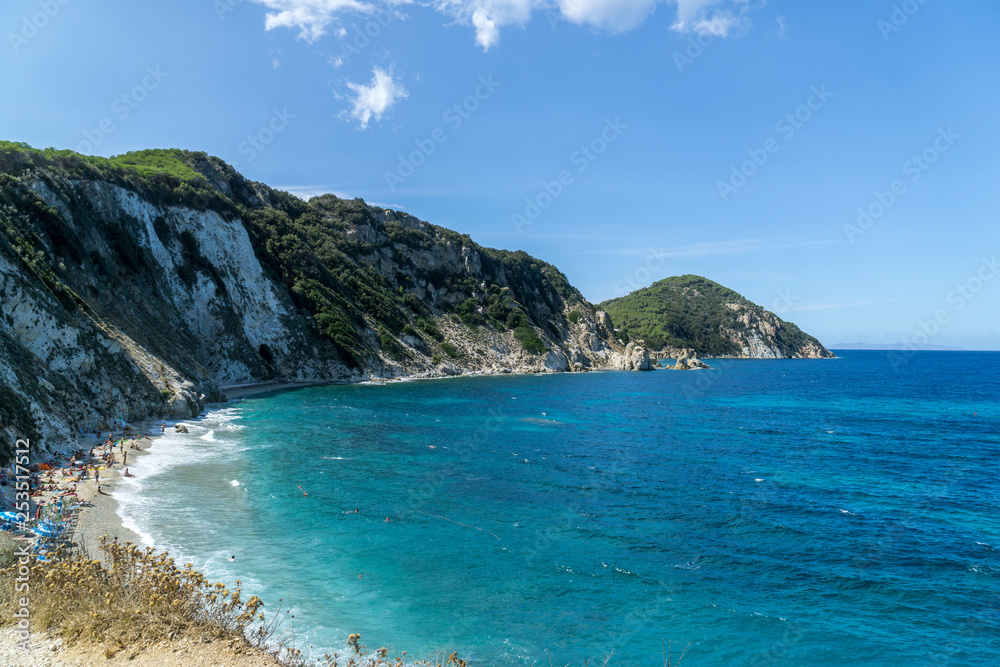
116,351,1000,665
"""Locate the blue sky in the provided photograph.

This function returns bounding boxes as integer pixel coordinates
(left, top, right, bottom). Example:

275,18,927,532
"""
3,0,999,349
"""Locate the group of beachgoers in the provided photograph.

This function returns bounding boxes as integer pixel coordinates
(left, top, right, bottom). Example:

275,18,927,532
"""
0,430,150,520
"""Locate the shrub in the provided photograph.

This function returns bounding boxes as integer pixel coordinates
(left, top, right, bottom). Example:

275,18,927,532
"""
0,538,472,666
0,537,266,657
514,324,547,355
440,342,459,358
416,317,444,341
453,298,483,327
379,326,403,359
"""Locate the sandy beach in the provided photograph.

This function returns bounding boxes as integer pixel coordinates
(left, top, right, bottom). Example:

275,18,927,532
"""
70,432,154,559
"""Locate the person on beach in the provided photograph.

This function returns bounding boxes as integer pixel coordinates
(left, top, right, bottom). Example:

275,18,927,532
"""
123,452,127,466
124,468,134,477
161,422,166,434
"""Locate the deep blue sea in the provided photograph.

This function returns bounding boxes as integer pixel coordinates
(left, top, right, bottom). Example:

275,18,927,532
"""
116,351,1000,665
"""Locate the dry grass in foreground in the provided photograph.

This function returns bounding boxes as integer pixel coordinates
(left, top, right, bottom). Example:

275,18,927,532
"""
0,536,469,666
0,536,267,659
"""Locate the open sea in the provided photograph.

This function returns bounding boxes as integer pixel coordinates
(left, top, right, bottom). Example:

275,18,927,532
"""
115,351,1000,665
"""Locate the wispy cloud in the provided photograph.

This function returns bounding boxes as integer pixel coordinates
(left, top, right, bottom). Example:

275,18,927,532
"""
773,12,787,38
272,184,353,200
343,66,408,129
672,0,750,37
252,0,758,49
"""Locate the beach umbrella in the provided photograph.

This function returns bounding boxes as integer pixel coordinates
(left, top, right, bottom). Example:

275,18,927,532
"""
39,519,65,532
0,510,24,523
33,522,63,539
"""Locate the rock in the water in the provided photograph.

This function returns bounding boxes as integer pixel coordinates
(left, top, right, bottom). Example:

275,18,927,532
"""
610,342,653,371
175,425,189,433
672,351,710,370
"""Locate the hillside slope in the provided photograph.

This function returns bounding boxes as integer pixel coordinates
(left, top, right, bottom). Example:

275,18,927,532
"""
0,143,651,462
599,275,833,359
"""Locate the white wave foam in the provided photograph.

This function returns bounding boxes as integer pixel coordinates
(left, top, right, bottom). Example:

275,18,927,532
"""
113,407,250,556
117,510,157,548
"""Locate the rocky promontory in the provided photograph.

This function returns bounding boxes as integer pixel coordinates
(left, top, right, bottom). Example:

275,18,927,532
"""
599,275,833,361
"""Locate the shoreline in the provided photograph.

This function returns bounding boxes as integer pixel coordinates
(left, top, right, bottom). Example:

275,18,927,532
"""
67,424,160,558
219,380,332,400
73,430,155,558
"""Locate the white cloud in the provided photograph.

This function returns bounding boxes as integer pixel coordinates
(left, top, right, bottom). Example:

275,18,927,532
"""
471,10,501,49
434,0,536,50
672,0,721,28
253,0,375,41
691,10,740,36
253,0,755,49
344,67,408,129
556,0,660,33
671,0,749,37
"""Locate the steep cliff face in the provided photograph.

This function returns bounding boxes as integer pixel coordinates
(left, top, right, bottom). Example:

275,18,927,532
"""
0,144,648,462
599,275,834,360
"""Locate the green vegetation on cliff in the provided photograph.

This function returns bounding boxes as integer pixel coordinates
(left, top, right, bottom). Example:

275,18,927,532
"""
0,142,577,380
599,275,830,357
